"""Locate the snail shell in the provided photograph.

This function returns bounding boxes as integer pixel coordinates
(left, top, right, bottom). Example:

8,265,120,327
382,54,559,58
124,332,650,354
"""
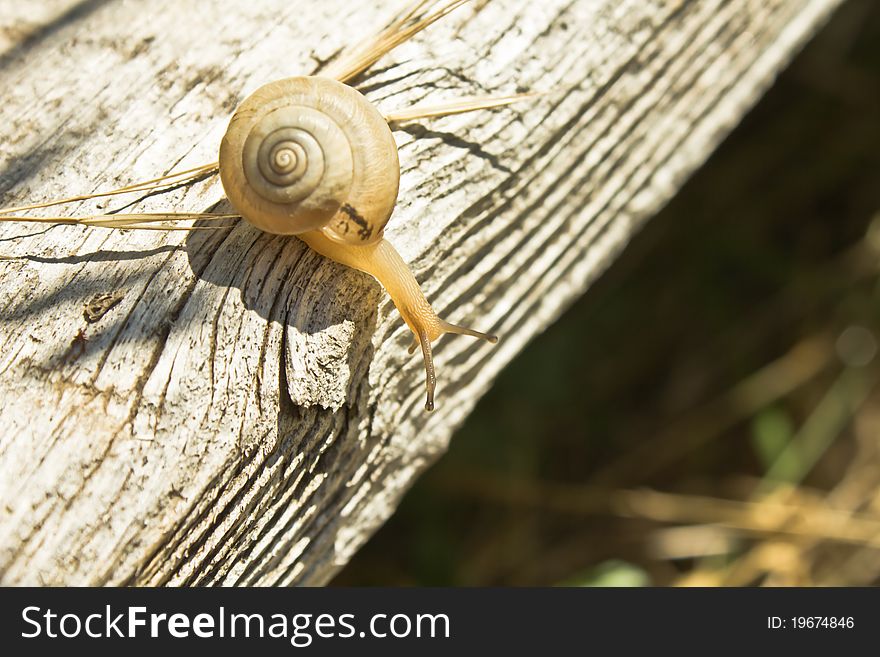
219,76,399,245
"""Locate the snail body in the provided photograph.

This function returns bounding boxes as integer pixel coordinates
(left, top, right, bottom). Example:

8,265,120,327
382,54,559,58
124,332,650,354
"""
219,76,497,411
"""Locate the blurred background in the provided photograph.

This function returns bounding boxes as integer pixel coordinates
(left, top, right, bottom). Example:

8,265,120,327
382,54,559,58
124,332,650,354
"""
335,0,880,586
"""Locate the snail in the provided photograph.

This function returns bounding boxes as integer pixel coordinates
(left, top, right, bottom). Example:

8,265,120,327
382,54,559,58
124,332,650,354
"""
219,75,499,410
0,0,536,411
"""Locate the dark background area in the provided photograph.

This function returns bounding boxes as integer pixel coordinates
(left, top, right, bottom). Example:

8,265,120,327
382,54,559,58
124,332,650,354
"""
335,0,880,586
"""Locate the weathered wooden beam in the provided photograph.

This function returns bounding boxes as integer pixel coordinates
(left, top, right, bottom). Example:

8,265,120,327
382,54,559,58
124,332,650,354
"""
0,0,842,585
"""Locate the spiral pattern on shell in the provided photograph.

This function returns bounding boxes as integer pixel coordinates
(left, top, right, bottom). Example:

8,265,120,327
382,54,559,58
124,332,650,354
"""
219,76,400,243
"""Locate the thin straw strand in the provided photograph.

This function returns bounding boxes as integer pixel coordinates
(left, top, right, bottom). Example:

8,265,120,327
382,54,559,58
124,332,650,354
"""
0,212,237,231
324,0,471,83
0,162,220,216
384,91,543,124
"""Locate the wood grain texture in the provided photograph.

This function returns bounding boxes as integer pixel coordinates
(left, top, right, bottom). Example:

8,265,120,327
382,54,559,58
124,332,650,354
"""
0,0,841,585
